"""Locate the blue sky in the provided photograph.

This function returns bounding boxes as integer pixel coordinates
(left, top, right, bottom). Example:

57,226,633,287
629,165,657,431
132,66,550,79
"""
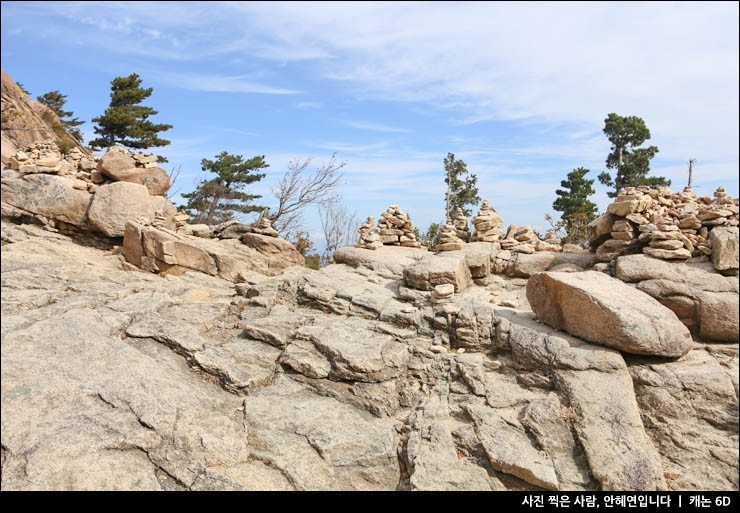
2,1,738,250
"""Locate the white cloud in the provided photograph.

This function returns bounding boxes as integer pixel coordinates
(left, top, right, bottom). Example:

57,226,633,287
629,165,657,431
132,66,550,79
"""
340,120,410,133
153,71,301,95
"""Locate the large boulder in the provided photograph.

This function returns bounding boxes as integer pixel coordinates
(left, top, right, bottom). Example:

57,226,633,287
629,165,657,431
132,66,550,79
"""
88,182,154,237
241,232,304,270
1,170,92,226
334,245,428,279
615,255,739,342
98,146,170,196
526,271,692,357
403,252,472,292
511,251,596,278
710,226,739,275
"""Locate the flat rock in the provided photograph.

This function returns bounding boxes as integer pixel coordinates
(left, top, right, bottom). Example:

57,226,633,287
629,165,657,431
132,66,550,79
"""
526,271,692,357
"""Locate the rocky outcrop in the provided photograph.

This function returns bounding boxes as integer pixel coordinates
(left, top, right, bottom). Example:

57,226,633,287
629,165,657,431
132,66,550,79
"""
1,220,737,490
123,221,303,280
1,68,88,164
2,141,180,237
241,232,304,270
526,271,693,357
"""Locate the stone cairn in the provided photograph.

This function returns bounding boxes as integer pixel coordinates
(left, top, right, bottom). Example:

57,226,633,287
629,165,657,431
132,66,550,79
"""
470,200,504,242
377,205,421,247
589,185,739,262
356,216,382,250
5,141,95,179
452,208,470,242
435,222,466,251
249,210,279,237
499,224,562,254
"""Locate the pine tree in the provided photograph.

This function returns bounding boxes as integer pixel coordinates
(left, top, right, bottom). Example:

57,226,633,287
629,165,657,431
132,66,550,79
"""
553,167,598,245
37,90,85,142
182,151,268,224
444,153,480,219
89,73,172,155
597,113,669,197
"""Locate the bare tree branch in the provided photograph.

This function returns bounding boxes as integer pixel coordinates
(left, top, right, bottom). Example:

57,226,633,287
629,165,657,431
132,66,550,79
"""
269,154,346,239
318,199,358,266
165,164,183,199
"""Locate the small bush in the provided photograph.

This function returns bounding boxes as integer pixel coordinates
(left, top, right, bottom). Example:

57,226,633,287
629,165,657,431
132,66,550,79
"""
55,138,74,155
304,254,320,270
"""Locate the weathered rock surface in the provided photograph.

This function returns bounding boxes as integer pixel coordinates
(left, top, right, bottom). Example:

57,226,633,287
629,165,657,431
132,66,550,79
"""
615,254,739,342
241,232,304,270
404,252,472,292
526,271,692,357
1,170,92,226
711,226,739,275
1,220,737,491
2,69,87,163
89,182,154,237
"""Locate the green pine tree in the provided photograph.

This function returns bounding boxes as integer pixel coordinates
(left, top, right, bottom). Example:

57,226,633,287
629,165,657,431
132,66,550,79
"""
444,152,480,219
553,167,598,244
597,113,669,197
182,151,268,224
89,73,172,157
37,90,85,143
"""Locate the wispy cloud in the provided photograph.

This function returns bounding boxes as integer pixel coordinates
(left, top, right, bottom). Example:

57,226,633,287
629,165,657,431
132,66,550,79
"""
154,71,301,95
341,120,410,133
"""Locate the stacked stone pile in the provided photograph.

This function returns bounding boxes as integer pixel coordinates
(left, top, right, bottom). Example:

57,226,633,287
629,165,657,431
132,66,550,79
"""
452,208,470,242
248,210,279,237
589,185,739,264
377,205,421,247
356,216,382,250
499,224,562,254
435,222,466,251
470,200,503,242
4,141,95,178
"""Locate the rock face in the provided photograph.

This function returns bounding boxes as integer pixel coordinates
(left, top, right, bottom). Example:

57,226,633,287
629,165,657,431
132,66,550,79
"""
1,219,737,491
1,68,88,164
527,271,693,357
98,146,170,196
89,182,155,237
